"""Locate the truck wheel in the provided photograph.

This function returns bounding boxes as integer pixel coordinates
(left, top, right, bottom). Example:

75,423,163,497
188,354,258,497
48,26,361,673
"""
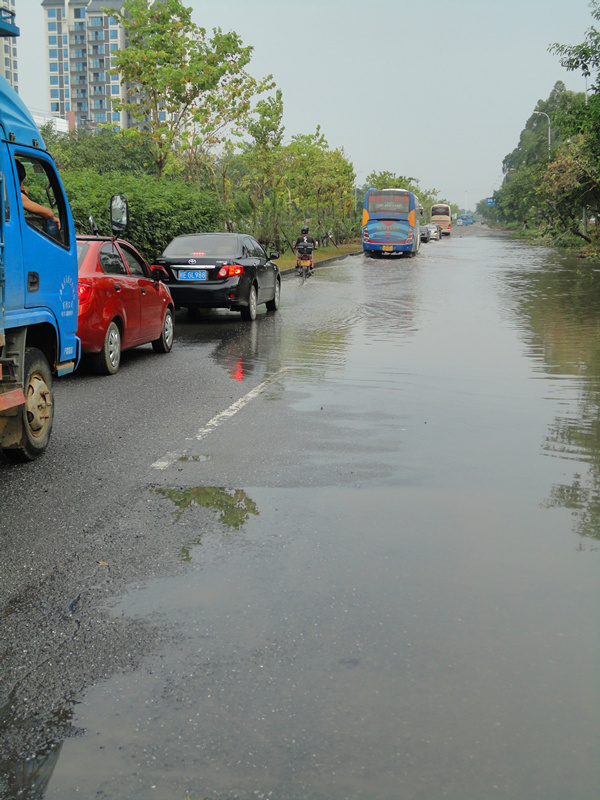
5,347,54,462
93,321,121,375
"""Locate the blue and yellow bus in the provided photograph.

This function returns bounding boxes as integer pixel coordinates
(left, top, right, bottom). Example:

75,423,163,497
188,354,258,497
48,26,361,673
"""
362,188,423,256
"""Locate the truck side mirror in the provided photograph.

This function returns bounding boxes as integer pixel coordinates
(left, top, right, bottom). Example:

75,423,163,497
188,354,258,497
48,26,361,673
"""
110,194,129,235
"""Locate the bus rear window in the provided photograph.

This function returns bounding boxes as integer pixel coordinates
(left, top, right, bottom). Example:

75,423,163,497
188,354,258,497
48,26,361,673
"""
368,192,410,214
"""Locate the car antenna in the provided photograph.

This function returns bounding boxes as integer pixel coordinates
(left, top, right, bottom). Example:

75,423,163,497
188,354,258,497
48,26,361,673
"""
89,215,100,237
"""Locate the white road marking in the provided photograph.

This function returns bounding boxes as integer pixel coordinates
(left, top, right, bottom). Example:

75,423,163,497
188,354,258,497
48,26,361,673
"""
151,368,288,471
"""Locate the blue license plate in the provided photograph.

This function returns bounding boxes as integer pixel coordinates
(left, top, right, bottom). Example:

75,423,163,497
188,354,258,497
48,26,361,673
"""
178,269,207,280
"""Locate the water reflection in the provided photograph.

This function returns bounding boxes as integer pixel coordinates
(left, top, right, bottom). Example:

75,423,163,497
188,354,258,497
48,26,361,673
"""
151,486,259,561
504,248,600,541
0,700,68,800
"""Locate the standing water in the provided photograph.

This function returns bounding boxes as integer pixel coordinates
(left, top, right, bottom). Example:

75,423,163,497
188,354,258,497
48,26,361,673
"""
44,229,599,800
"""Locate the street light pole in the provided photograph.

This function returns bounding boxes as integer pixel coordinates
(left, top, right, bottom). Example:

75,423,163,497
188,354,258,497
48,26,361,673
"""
532,111,551,157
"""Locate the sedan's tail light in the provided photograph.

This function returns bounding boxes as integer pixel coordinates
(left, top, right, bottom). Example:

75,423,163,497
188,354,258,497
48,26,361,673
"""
78,283,92,304
217,264,244,278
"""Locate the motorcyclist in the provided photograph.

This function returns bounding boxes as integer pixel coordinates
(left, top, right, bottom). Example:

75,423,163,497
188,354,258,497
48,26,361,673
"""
293,225,316,276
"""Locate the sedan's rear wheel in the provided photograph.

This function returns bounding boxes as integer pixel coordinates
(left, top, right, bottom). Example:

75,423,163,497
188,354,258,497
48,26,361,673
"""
241,284,257,321
152,307,174,353
266,278,280,312
93,320,121,375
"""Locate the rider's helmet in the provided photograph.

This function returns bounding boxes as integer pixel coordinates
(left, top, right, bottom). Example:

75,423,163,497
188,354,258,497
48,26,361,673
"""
301,225,309,234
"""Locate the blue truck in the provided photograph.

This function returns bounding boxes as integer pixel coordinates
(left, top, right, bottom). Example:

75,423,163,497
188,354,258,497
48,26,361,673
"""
0,27,80,461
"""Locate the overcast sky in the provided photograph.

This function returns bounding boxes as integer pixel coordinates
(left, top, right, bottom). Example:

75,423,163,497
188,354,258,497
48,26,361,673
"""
16,0,594,208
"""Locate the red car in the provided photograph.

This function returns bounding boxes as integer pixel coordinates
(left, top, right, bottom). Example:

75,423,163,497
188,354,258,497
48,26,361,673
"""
77,236,174,374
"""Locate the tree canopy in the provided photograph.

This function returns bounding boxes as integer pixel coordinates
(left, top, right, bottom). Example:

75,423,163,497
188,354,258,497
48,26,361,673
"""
108,0,273,177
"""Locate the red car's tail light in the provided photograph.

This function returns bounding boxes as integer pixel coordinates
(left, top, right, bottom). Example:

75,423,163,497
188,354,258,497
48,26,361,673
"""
78,283,92,304
217,264,244,278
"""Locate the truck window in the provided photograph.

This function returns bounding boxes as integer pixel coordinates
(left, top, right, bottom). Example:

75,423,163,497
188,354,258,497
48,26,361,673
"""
15,155,68,247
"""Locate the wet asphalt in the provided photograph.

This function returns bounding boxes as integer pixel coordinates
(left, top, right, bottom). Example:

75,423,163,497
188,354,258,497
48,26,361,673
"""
1,227,599,799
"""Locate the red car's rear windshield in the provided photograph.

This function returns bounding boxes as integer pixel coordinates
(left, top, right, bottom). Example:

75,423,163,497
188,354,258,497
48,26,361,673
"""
163,235,239,258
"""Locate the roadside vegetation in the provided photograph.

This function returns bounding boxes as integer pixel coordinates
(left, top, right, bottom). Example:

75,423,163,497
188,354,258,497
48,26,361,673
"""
42,0,444,264
477,1,600,255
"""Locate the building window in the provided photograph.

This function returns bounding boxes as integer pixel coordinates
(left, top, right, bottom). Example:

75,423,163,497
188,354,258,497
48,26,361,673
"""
64,75,69,85
64,89,69,99
48,49,57,59
47,8,56,18
90,17,102,27
50,76,59,85
109,16,117,25
65,102,70,111
111,85,119,95
74,8,85,18
110,43,118,52
110,30,118,40
95,113,106,123
48,35,56,45
50,89,59,99
51,102,59,112
48,21,56,31
49,63,58,72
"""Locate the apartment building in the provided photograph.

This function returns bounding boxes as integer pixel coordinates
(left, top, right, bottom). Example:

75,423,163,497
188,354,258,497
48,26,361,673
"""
41,0,128,131
1,0,18,92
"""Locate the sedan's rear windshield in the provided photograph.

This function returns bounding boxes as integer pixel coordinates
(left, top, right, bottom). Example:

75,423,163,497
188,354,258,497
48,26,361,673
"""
162,235,239,258
77,241,90,269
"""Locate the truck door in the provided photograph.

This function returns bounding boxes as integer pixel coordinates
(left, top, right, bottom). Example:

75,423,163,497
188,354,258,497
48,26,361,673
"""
12,149,78,360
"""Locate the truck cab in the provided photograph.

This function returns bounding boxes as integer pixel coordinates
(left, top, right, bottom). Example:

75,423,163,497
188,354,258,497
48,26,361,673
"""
0,75,79,460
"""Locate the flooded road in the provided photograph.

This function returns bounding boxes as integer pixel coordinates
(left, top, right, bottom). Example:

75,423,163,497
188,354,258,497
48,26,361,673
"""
3,228,600,799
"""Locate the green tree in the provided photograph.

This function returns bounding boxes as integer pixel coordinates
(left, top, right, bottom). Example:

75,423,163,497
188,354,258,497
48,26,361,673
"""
62,169,221,259
108,0,273,177
42,124,157,175
549,0,600,89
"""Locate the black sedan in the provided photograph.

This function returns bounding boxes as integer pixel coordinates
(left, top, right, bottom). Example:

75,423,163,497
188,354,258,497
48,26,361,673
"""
153,233,281,321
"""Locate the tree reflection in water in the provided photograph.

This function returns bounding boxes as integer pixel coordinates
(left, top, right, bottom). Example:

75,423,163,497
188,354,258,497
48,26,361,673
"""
511,254,600,542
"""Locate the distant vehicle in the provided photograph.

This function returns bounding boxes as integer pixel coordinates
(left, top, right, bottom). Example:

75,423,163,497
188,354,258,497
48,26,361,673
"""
420,226,431,243
425,224,442,241
362,188,423,257
77,217,174,375
154,233,281,321
460,213,475,225
430,203,451,236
